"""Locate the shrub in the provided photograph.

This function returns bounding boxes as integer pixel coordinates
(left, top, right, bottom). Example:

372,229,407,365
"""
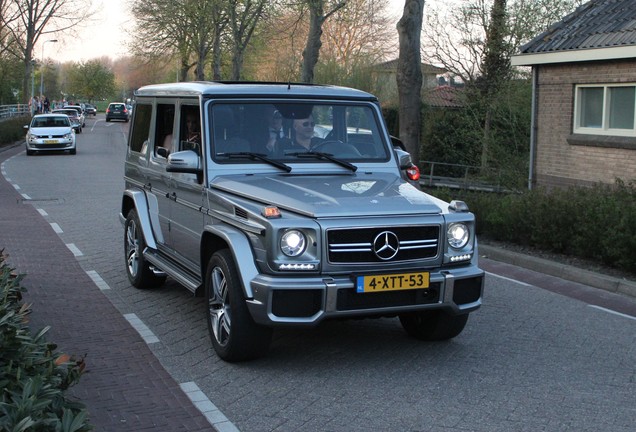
0,116,30,146
0,251,92,431
430,180,636,274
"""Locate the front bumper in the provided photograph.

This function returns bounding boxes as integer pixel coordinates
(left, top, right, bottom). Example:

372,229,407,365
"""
247,265,484,326
26,139,75,151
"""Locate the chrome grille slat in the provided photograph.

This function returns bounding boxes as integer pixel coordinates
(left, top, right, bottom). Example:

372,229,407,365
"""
327,225,440,263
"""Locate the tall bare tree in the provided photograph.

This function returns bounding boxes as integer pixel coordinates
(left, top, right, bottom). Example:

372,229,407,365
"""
396,0,425,165
320,0,392,73
1,0,91,102
422,0,585,83
227,0,269,80
300,0,346,83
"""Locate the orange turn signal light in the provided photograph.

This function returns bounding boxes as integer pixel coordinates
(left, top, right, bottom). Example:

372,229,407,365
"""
262,206,281,218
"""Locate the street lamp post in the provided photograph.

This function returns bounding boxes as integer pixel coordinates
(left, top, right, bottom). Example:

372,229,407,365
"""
39,39,58,100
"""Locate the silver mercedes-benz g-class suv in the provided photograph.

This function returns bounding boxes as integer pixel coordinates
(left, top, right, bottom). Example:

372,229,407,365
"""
121,82,484,361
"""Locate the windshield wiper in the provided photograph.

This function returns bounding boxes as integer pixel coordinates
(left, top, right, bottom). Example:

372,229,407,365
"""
289,151,358,172
217,152,292,173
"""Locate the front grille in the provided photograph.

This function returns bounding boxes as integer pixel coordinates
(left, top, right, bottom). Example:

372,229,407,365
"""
327,226,439,263
337,283,440,311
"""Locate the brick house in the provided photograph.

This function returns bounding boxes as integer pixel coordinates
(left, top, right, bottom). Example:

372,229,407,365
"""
511,0,636,189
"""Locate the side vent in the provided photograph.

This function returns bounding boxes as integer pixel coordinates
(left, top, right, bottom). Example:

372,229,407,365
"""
234,207,248,220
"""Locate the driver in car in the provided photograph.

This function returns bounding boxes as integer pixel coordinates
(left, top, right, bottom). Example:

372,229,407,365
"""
275,114,323,156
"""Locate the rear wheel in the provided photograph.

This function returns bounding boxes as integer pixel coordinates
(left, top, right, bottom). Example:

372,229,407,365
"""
399,310,469,341
205,249,272,361
124,209,166,289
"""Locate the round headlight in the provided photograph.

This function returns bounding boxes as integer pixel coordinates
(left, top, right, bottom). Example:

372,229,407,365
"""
281,230,306,257
447,223,469,249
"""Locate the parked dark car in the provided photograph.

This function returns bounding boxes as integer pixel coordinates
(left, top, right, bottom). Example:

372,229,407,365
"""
106,103,129,122
84,103,97,116
51,108,82,133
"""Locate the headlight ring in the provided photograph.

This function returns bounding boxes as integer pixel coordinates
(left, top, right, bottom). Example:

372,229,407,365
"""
280,230,307,257
447,223,470,249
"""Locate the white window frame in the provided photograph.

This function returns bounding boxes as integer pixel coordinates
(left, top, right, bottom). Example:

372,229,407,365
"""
574,83,636,137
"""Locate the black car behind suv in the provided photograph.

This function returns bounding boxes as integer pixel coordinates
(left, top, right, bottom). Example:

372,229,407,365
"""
105,102,129,122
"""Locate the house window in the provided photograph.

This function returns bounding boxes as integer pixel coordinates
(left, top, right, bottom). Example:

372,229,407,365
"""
574,84,636,136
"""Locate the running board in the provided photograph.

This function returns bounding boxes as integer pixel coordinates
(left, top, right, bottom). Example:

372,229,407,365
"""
143,249,202,293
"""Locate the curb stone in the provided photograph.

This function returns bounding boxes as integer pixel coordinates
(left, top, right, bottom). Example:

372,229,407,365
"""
479,244,636,299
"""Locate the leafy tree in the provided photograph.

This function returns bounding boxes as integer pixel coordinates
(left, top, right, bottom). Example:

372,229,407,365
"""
396,0,425,165
67,60,116,102
478,0,509,168
0,0,92,103
227,0,269,80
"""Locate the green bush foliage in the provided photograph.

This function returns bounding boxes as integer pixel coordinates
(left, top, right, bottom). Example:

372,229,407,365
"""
0,251,92,431
431,180,636,274
0,117,29,147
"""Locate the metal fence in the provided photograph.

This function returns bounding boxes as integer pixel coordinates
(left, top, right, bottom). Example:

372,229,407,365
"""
0,104,31,121
419,160,509,192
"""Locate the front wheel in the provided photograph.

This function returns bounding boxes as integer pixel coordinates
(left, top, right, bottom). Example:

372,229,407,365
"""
124,209,166,289
399,310,469,341
205,249,272,362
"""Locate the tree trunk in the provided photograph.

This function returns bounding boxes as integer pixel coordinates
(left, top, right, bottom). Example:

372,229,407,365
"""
396,0,425,165
480,0,509,170
301,1,346,84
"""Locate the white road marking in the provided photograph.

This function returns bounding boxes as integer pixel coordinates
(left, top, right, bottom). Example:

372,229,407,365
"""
180,382,239,431
86,270,110,290
65,243,83,257
50,223,63,233
486,271,533,287
123,313,159,344
588,305,636,321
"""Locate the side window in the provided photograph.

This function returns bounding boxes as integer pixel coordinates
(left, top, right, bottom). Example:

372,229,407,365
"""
129,103,152,153
154,104,176,157
178,105,201,154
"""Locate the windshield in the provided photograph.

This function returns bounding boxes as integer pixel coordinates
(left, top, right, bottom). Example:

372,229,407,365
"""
209,101,389,165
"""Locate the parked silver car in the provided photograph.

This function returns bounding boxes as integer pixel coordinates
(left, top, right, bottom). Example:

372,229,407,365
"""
120,82,484,362
24,114,76,155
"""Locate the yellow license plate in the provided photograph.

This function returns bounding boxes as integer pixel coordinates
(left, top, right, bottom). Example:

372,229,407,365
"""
356,272,430,293
43,139,57,144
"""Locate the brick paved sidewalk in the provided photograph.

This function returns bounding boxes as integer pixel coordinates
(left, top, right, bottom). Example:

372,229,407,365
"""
0,145,215,431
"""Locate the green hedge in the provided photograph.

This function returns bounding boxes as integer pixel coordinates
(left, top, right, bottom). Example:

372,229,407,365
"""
431,180,636,274
0,116,30,147
0,251,92,431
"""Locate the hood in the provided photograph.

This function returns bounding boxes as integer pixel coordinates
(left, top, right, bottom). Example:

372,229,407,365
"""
29,126,72,136
211,172,444,217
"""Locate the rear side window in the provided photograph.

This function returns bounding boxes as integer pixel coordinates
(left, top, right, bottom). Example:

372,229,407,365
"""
129,103,152,153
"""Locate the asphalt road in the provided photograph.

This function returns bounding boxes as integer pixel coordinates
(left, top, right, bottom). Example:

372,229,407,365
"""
3,114,636,432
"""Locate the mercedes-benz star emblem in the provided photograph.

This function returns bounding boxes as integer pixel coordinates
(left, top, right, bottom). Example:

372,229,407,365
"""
373,231,400,260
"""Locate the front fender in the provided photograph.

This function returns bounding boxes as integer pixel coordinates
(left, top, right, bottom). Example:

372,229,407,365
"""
204,224,259,299
121,189,159,250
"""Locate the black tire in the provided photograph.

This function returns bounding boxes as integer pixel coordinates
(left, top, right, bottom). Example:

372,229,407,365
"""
70,148,76,155
399,310,469,341
124,209,166,289
26,150,34,156
205,249,272,362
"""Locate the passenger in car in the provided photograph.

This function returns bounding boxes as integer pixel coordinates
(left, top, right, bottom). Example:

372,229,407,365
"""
265,108,284,153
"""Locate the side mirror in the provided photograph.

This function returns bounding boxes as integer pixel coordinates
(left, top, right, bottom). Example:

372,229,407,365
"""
166,150,203,174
